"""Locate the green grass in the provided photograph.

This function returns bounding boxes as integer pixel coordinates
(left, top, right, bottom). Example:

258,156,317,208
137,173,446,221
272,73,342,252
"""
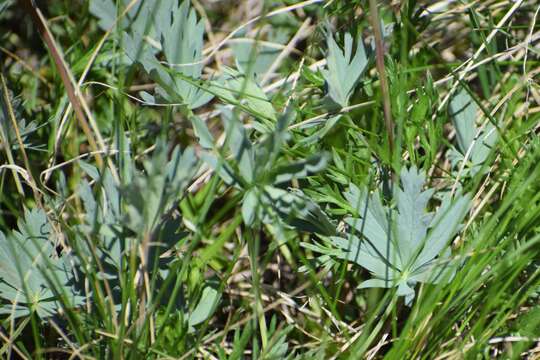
0,0,540,358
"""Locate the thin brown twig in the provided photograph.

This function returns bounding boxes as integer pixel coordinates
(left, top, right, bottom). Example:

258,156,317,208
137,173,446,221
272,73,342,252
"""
369,0,395,157
19,0,105,169
45,0,140,185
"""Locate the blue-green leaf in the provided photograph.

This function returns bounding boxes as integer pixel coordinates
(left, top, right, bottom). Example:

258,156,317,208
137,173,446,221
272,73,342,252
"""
321,32,368,108
449,89,477,153
415,192,471,267
242,188,259,226
395,166,434,266
188,283,220,327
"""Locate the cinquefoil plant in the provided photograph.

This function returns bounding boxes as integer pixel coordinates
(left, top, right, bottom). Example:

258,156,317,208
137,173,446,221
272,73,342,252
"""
202,108,335,235
76,143,222,333
305,166,471,305
0,209,83,318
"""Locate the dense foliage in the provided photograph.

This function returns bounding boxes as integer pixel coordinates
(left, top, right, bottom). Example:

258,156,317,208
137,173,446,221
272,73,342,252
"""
0,0,539,358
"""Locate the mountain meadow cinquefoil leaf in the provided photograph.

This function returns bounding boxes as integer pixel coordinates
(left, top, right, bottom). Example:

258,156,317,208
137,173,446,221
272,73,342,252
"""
307,166,471,305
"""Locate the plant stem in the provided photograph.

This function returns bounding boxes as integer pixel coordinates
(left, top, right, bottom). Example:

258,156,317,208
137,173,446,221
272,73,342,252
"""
369,0,395,162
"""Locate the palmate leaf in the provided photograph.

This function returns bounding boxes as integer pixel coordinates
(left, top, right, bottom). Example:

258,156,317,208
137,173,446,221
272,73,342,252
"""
78,165,125,273
78,144,221,325
299,30,371,142
415,191,471,267
238,180,334,234
123,144,199,233
119,1,213,109
76,144,202,315
90,0,170,71
90,0,172,41
0,209,83,318
158,1,213,108
89,0,119,30
328,235,398,278
308,166,471,305
321,32,368,108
